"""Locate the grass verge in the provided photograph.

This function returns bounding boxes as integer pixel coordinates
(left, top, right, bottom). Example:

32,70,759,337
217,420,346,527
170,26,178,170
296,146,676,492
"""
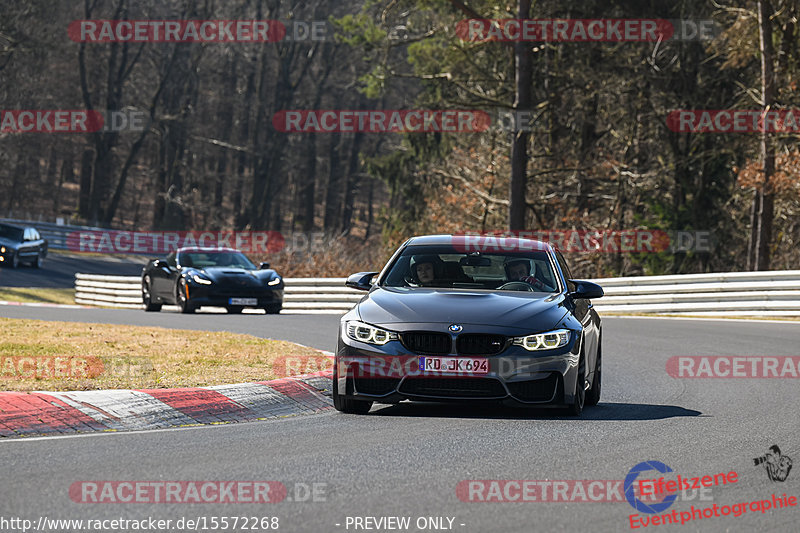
0,287,76,305
0,318,330,392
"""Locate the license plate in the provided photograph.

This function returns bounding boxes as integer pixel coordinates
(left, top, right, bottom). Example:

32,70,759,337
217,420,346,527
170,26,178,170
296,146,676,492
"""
229,298,258,306
419,356,489,374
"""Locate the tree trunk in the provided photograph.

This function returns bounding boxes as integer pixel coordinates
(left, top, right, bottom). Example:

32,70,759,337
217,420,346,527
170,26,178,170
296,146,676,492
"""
324,136,344,232
750,0,776,271
341,131,364,234
78,150,93,219
53,153,73,215
509,0,532,230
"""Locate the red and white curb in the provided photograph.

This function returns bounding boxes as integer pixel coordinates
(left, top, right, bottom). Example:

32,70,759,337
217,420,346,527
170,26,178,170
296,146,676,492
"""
0,371,333,438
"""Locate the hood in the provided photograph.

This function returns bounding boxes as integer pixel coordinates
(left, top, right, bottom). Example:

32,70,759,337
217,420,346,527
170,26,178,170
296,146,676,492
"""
0,236,19,248
357,287,567,335
188,266,279,288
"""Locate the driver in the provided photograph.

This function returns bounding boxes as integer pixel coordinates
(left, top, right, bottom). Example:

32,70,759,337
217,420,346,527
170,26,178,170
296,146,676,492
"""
214,252,233,266
505,259,546,290
411,255,443,286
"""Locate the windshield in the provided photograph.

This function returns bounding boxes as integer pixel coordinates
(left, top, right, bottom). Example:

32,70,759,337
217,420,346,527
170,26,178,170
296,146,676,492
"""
179,251,256,270
381,245,559,292
0,224,24,242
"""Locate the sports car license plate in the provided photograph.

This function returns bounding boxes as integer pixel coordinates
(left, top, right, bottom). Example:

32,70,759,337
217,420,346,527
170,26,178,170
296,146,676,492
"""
419,356,489,374
229,298,258,306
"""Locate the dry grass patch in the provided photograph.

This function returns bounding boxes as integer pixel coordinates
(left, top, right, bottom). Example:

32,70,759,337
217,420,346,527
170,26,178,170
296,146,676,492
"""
0,287,75,305
0,318,330,391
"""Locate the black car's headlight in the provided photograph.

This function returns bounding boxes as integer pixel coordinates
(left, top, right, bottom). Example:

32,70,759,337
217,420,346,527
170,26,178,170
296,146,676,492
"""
512,329,571,351
0,246,5,253
345,320,398,345
191,274,213,285
267,275,282,286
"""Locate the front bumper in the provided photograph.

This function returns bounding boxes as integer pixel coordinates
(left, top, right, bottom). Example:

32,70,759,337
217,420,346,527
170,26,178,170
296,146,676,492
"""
185,285,283,309
335,333,582,407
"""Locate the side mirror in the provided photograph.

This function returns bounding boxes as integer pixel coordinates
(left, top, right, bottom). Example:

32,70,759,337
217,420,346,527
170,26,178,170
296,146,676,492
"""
346,271,379,291
152,259,167,269
259,262,270,269
569,280,604,299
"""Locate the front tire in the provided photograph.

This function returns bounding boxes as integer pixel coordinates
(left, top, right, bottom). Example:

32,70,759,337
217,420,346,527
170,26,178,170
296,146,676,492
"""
10,251,19,269
585,343,601,407
264,304,282,314
566,356,586,417
176,278,196,314
142,276,162,312
32,254,43,268
333,365,373,414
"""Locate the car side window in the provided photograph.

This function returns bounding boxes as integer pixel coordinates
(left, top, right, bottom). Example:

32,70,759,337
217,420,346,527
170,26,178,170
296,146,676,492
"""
23,228,31,241
31,229,40,240
555,250,576,292
166,252,177,268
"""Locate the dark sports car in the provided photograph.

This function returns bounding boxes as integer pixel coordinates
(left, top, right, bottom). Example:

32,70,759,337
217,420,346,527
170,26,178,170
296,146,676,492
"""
0,223,48,268
141,247,283,314
334,235,603,416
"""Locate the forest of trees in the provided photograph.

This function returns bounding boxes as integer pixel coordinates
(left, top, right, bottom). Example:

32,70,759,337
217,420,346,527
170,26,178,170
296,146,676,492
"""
0,0,798,277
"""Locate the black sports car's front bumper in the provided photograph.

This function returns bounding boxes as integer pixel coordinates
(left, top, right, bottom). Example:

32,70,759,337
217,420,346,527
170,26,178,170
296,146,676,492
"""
184,284,283,310
335,327,583,408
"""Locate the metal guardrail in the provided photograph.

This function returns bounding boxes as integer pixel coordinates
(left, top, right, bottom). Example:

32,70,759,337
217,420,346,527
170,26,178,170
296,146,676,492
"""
594,271,800,317
74,275,363,313
0,218,106,251
74,271,800,317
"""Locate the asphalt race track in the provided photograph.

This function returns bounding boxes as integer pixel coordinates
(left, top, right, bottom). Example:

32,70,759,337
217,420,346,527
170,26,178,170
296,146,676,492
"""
1,307,799,532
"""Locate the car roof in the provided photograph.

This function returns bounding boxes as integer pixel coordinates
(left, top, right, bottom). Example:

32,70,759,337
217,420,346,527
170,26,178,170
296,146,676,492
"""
0,222,26,230
405,234,553,252
177,247,241,253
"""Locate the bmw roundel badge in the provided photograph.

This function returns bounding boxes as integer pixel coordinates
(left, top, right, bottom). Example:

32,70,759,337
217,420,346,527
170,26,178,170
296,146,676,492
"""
449,324,462,332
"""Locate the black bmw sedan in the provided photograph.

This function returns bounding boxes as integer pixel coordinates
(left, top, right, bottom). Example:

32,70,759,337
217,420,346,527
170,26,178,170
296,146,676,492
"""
141,247,283,314
334,235,603,416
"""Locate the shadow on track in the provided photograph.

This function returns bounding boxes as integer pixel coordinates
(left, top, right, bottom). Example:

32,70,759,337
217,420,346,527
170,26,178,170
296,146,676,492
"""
370,401,702,421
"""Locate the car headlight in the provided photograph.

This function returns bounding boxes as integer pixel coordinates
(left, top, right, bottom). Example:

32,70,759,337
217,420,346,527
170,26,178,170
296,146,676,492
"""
0,246,5,253
267,276,281,286
345,320,398,345
191,274,212,285
512,329,571,351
